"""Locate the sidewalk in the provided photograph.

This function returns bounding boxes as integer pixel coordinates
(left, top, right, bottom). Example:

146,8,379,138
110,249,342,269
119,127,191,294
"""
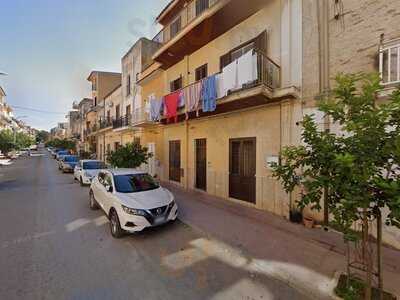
164,182,400,299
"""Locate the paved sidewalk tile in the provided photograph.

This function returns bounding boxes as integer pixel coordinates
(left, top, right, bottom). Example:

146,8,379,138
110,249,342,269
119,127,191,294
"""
164,182,400,299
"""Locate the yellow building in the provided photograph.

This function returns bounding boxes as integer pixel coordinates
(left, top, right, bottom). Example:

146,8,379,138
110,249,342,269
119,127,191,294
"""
86,71,122,160
135,0,303,218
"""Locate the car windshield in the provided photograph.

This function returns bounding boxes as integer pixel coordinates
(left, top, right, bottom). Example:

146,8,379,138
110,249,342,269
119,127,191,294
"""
113,174,159,193
83,161,106,170
64,156,78,162
58,151,68,155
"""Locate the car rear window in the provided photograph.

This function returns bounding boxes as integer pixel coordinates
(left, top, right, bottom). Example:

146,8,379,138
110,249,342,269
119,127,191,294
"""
64,156,78,162
113,174,159,193
83,161,106,169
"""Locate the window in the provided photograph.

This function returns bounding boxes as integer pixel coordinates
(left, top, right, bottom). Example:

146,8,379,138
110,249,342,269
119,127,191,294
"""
170,77,182,92
170,16,181,39
107,110,111,123
114,142,120,150
94,97,97,107
104,174,113,187
115,104,120,119
195,64,208,81
126,105,131,117
220,42,255,70
134,137,141,145
106,144,111,154
126,75,131,96
113,173,159,193
219,31,267,70
83,161,106,170
196,0,209,16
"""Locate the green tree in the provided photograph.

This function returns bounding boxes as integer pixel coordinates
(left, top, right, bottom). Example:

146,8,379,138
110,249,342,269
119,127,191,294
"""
0,129,15,154
107,143,152,168
272,73,400,299
15,132,34,149
36,130,49,143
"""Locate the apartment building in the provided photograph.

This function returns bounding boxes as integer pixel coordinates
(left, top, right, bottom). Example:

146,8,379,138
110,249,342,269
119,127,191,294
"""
301,0,400,248
0,86,14,130
74,98,93,153
86,71,121,160
135,0,302,217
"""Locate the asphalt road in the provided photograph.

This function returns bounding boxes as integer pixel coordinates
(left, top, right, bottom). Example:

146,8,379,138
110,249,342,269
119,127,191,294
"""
0,150,310,300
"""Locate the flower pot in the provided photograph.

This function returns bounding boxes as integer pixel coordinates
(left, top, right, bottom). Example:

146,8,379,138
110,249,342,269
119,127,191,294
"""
303,216,314,229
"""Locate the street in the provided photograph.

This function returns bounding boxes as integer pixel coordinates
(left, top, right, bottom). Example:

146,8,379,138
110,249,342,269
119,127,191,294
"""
0,151,310,300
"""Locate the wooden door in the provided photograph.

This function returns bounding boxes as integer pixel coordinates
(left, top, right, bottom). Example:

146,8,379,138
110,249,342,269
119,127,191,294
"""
169,141,181,182
195,139,207,190
229,138,256,203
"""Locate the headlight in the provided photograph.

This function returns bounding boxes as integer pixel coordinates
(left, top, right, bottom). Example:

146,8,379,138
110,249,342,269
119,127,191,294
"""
121,205,147,216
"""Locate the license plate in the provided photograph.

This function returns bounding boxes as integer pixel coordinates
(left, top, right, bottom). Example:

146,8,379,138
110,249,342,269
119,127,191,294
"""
154,216,165,225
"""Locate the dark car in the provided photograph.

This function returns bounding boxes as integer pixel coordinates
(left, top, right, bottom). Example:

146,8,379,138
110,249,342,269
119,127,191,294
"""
60,155,79,173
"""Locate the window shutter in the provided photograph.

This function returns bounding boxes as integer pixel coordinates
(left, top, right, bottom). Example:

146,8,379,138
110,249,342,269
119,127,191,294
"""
255,30,268,55
220,52,232,71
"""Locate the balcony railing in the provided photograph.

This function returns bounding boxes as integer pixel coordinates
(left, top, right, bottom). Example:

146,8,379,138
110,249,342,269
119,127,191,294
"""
132,107,151,125
113,115,131,129
152,0,220,45
380,38,400,85
99,118,113,130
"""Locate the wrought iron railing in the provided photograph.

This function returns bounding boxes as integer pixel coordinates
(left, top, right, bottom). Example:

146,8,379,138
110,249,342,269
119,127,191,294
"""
152,0,220,45
113,115,131,129
379,38,400,85
99,118,113,129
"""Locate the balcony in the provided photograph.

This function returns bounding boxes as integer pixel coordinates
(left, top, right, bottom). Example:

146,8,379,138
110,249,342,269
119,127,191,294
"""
113,115,131,130
141,50,288,126
132,107,157,128
152,0,267,69
99,118,113,130
380,38,400,86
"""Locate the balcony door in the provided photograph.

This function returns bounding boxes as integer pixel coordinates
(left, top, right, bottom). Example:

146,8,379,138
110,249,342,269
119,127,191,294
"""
229,138,256,204
196,0,209,16
195,139,207,190
169,140,181,183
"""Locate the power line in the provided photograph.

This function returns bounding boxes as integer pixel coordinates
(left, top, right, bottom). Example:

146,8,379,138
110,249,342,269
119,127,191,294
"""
11,105,66,115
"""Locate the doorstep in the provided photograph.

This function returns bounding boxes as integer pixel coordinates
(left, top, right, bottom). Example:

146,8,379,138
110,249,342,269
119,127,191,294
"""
163,182,400,299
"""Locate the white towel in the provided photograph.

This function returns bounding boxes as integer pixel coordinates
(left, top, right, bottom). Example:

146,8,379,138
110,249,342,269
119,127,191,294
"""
238,50,257,87
216,73,225,99
222,60,238,95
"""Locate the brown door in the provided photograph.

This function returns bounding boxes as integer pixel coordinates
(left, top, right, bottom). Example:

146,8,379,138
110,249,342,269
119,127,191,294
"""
169,140,181,182
229,138,256,203
195,139,207,190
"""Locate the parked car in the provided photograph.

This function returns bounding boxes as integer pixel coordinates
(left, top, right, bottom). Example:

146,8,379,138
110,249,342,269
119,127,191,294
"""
51,148,63,159
56,150,69,161
89,169,178,238
29,145,38,151
74,160,107,186
59,155,79,172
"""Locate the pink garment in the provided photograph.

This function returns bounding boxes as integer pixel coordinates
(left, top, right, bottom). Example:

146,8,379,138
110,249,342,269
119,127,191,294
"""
164,92,180,123
183,80,202,118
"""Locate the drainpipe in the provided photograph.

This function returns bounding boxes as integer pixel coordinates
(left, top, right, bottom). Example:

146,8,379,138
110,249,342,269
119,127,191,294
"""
318,0,331,226
185,54,190,190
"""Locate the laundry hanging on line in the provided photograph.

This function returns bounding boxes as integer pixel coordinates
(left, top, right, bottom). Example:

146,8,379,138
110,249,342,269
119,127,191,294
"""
163,92,180,123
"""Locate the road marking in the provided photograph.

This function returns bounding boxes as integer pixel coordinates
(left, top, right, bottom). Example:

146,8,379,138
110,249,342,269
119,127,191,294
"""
1,231,55,249
65,218,91,232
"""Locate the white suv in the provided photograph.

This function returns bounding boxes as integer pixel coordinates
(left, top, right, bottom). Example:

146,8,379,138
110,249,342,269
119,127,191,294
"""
89,169,178,238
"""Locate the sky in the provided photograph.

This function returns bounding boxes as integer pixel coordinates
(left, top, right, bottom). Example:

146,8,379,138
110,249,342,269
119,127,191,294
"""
0,0,170,130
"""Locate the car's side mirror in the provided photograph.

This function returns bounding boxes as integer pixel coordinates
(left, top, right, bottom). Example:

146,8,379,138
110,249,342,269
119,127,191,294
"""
106,185,113,193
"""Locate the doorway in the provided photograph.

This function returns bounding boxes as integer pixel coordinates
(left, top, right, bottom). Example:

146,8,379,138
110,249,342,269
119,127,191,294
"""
229,138,256,203
195,139,207,190
169,140,181,182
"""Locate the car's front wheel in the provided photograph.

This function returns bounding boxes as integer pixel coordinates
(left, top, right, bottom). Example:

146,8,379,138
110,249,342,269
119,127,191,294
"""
109,209,124,239
89,190,99,210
